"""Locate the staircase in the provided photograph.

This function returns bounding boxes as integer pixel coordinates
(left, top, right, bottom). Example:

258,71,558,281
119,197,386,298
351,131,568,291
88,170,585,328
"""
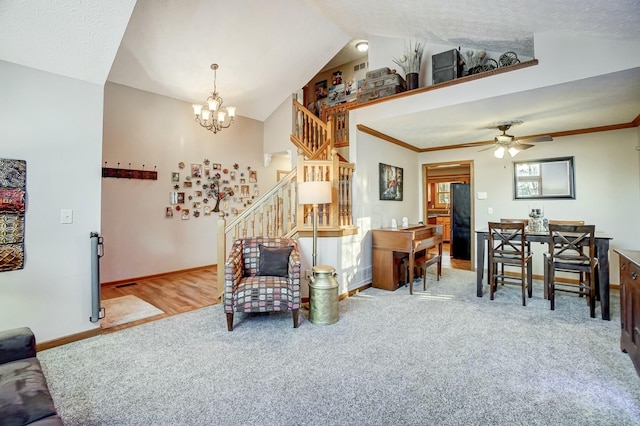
216,96,356,291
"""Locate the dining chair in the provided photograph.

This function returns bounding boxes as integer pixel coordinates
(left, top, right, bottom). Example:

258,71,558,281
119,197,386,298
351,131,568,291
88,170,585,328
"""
498,218,531,278
545,224,598,318
488,222,533,305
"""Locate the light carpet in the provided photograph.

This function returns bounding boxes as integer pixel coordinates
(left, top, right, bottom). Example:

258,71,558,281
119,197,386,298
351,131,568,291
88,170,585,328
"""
38,268,640,425
100,295,164,328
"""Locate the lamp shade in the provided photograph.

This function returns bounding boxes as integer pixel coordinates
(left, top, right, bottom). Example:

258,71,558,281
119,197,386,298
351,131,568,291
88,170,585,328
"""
298,181,332,205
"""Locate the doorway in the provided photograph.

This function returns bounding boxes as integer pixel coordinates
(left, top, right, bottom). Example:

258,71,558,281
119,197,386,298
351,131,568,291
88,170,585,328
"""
423,161,474,271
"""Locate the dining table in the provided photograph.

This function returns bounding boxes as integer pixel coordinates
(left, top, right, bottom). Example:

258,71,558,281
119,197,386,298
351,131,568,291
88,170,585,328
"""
475,228,614,320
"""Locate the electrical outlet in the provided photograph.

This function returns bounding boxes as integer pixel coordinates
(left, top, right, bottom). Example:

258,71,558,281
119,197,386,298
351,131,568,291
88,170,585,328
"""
305,269,313,280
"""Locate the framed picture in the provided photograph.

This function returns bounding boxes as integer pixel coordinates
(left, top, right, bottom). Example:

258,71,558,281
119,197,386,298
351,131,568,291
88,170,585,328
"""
249,170,257,183
181,209,190,220
165,207,173,218
171,172,180,182
379,163,403,201
212,163,221,170
191,164,202,178
315,80,328,100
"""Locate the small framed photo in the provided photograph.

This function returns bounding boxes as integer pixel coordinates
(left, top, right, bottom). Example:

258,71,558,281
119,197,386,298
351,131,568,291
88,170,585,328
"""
183,181,192,188
177,192,185,204
203,205,212,216
195,190,203,197
204,167,211,177
170,192,179,205
165,207,173,218
171,172,180,182
241,185,250,197
212,163,221,170
181,209,190,220
191,164,202,178
249,170,257,183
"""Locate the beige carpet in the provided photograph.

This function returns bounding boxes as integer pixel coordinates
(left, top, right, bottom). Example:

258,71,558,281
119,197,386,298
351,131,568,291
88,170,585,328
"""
100,295,164,328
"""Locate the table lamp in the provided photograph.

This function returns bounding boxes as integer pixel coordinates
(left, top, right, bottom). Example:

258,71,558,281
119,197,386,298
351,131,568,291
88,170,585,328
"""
298,181,332,267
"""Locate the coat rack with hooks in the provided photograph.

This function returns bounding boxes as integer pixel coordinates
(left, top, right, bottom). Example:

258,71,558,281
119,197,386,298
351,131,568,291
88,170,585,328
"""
102,162,158,180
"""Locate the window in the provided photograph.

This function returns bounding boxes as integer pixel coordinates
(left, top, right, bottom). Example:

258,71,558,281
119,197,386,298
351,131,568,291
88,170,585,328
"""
437,182,450,206
513,157,575,199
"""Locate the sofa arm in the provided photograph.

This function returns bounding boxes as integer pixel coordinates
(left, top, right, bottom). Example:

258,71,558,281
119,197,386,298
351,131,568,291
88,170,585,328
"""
224,249,244,306
0,327,36,364
287,248,302,306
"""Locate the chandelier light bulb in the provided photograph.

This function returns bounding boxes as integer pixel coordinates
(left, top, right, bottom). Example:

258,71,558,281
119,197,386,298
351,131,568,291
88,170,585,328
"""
494,147,505,158
508,147,520,157
356,41,369,52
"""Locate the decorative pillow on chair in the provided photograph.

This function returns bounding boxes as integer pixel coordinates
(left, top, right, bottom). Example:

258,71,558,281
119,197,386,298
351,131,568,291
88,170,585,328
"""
257,245,293,277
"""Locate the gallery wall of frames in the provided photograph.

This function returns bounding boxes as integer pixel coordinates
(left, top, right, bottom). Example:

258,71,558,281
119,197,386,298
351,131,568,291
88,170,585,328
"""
166,158,259,220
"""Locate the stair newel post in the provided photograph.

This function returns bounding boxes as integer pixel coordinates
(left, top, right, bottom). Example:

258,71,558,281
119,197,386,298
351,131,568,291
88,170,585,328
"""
217,211,227,300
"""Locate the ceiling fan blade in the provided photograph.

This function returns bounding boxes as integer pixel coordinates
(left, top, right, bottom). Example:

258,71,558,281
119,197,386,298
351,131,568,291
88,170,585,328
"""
517,144,535,150
517,135,553,143
478,145,497,152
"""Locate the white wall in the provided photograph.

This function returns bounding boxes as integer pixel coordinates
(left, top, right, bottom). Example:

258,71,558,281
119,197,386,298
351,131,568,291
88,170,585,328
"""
101,83,265,282
0,61,103,342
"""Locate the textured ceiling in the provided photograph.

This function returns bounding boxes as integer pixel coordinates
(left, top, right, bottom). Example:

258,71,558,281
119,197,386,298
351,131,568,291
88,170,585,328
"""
1,0,639,149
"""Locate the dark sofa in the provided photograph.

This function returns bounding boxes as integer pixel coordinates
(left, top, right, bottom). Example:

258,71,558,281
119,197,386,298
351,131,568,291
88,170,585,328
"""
0,327,63,426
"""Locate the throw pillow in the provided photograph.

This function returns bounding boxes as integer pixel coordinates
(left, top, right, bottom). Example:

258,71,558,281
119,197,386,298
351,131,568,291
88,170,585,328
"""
257,245,293,277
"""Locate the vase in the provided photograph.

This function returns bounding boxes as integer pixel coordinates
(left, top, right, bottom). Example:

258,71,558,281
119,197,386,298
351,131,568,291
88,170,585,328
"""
213,197,221,212
406,72,419,90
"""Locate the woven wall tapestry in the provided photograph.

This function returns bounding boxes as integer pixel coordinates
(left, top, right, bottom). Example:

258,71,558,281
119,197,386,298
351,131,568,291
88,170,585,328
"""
0,159,26,272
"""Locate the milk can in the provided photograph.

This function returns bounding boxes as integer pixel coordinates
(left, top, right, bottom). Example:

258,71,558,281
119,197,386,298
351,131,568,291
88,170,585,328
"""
309,265,339,325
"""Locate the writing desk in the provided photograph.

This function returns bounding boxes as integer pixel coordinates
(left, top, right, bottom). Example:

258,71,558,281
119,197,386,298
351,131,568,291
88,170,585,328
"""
475,228,613,320
372,224,442,291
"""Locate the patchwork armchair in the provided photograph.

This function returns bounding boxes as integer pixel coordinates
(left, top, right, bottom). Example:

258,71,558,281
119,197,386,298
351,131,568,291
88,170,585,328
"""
224,237,301,331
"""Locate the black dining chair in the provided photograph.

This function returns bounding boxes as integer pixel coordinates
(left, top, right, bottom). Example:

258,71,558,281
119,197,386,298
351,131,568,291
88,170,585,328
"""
544,224,598,318
488,221,533,305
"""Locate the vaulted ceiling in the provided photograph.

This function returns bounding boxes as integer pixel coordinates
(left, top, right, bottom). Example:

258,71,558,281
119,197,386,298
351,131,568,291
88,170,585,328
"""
1,0,639,150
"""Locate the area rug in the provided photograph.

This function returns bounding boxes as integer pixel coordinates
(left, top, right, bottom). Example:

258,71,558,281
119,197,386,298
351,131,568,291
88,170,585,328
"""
100,295,164,328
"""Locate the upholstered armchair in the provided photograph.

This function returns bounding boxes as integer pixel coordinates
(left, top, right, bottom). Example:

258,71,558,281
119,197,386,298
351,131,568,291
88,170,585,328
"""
224,237,301,331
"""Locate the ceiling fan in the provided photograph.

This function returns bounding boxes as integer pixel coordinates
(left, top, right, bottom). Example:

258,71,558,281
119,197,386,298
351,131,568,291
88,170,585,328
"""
481,120,553,158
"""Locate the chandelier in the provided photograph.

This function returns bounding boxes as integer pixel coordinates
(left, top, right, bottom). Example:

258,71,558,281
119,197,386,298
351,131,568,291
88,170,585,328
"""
192,64,236,134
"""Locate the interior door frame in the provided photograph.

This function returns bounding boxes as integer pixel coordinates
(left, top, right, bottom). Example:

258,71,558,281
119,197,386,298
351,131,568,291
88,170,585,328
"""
422,160,475,268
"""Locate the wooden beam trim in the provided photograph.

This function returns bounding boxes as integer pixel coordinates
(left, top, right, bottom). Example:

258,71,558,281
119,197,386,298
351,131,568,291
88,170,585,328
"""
357,124,421,152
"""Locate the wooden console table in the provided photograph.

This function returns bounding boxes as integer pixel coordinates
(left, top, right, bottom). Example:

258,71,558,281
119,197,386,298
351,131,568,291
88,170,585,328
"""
372,224,442,291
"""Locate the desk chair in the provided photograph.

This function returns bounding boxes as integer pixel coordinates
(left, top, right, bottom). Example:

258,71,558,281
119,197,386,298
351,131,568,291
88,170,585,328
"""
545,224,598,318
488,222,533,306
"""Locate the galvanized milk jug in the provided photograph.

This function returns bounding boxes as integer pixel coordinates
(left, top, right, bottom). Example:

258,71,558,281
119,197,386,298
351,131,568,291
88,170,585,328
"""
309,265,339,325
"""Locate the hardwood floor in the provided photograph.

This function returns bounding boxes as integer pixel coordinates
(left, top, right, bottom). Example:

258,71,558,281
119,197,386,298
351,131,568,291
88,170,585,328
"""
99,248,469,332
100,266,219,332
431,242,472,270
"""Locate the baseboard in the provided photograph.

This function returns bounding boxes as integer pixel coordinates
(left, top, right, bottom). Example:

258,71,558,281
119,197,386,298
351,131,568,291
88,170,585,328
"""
101,264,216,287
37,328,102,352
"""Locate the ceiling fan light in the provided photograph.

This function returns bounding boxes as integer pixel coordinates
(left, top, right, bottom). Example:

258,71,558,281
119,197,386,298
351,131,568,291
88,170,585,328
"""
508,147,520,157
494,147,505,158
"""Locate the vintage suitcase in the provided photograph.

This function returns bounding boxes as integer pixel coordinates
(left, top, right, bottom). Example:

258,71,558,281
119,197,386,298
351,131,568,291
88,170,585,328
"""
361,73,407,92
366,67,391,80
357,73,406,104
357,84,405,103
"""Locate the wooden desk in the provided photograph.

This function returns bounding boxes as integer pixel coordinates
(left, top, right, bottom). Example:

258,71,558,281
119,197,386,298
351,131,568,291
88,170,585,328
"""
372,224,442,291
475,228,613,320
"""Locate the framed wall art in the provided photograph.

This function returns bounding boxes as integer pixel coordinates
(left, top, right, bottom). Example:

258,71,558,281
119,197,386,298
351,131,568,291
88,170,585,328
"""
379,163,403,201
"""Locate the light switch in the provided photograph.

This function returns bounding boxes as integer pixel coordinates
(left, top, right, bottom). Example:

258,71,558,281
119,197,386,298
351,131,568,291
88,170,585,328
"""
61,209,73,224
477,192,487,200
487,207,493,214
